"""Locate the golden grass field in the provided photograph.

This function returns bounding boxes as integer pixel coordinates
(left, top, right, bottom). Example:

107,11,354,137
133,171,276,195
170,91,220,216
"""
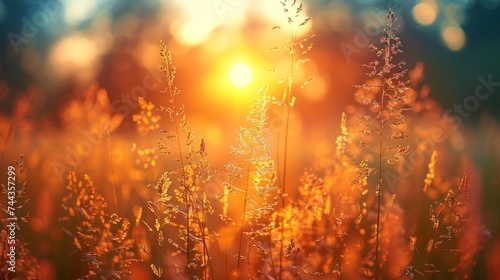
1,1,500,279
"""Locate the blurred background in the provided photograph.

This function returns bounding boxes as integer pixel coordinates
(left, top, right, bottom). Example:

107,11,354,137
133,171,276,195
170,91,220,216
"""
1,0,500,278
1,0,500,119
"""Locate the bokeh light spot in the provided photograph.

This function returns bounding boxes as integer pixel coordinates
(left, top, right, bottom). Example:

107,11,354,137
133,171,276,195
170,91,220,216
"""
442,26,466,51
412,0,439,26
49,34,101,82
175,19,215,46
229,64,253,88
65,0,101,25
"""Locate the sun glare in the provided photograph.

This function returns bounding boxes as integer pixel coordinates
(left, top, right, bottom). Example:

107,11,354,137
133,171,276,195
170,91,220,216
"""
229,63,253,88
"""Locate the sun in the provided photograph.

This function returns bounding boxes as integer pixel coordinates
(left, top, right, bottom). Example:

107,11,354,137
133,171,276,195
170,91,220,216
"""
229,63,253,88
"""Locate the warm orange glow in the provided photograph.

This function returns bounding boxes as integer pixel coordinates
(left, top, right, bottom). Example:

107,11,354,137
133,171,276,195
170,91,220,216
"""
442,26,466,51
1,2,493,279
303,75,328,102
49,34,102,82
202,48,265,109
412,0,438,26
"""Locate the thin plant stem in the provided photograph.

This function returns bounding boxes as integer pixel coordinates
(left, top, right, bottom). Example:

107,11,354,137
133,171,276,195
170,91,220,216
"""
278,24,297,280
164,49,191,275
105,128,118,212
375,76,386,280
197,210,214,280
200,168,214,280
200,180,207,279
172,115,191,275
237,163,251,275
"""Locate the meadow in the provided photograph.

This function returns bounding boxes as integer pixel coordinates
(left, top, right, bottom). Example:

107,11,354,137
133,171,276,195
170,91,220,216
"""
1,1,499,279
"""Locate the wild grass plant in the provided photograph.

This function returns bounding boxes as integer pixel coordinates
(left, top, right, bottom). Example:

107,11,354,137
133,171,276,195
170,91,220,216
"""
59,171,138,279
1,156,39,279
0,1,491,279
266,2,315,278
122,6,485,279
349,10,411,278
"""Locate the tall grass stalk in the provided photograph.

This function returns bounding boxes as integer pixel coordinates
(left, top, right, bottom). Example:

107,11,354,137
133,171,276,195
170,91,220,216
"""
236,162,251,275
105,128,118,212
225,83,276,278
171,97,191,275
270,2,313,277
157,41,214,277
374,80,384,279
353,10,410,278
